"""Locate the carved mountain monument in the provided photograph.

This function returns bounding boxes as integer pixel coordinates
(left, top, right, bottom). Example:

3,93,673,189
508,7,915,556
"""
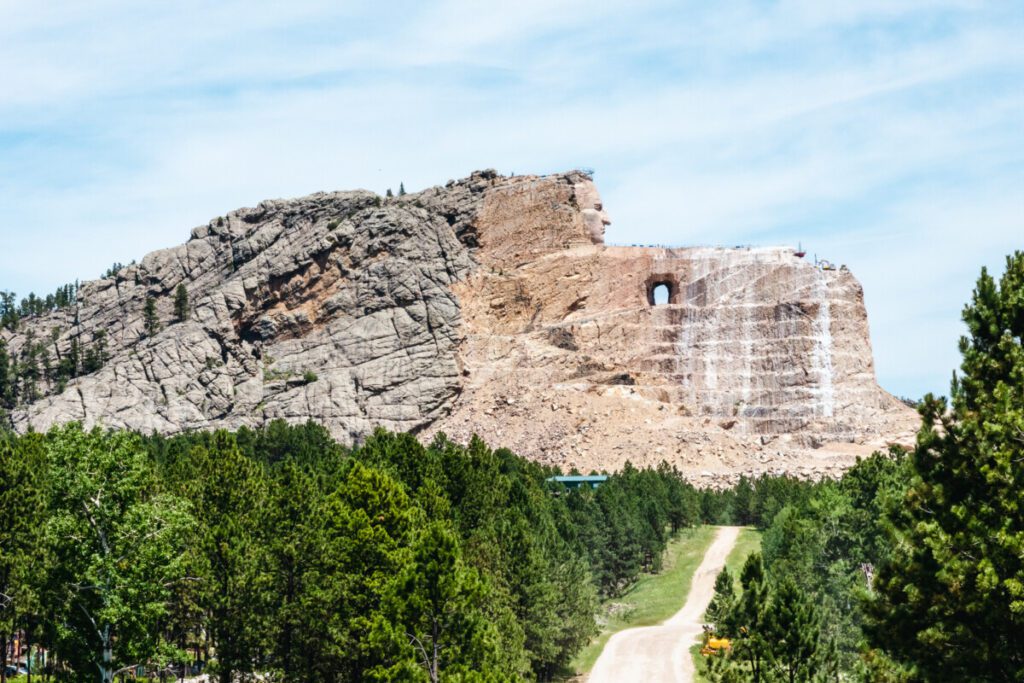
2,170,916,481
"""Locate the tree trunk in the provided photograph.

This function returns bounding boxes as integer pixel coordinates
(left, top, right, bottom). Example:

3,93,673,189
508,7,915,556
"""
2,632,9,683
430,620,439,683
100,624,113,683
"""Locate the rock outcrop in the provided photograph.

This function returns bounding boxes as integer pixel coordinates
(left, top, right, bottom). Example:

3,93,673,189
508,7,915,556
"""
2,170,916,480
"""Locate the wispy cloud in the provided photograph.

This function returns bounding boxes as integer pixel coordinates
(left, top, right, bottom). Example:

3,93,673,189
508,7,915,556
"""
0,0,1021,399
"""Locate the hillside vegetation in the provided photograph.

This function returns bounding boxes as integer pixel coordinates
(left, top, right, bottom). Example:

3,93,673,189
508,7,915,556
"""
0,423,705,682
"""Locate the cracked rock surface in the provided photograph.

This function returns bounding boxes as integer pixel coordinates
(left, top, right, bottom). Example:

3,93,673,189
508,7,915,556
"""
5,170,916,480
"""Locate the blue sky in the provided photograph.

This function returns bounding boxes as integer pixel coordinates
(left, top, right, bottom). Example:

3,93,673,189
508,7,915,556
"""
1,1,1021,399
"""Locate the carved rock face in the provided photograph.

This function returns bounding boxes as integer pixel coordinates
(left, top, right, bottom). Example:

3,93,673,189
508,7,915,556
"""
574,179,611,244
4,170,916,481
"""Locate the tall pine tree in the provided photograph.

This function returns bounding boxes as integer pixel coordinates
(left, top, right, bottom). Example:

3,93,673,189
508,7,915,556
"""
143,297,160,337
173,284,189,322
868,251,1024,681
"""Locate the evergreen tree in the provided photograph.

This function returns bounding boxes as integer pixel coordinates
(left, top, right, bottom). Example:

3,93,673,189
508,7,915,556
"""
369,522,502,682
143,296,159,337
190,432,270,683
0,434,48,683
173,284,189,322
726,553,770,682
868,252,1024,681
398,182,406,196
0,341,12,417
732,476,756,525
764,577,820,683
0,291,18,330
706,567,735,627
82,330,108,374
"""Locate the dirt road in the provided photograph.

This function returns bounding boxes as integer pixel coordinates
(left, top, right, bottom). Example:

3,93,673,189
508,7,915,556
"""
587,526,741,683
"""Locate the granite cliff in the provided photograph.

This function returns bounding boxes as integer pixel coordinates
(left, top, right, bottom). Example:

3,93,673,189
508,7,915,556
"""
2,171,916,481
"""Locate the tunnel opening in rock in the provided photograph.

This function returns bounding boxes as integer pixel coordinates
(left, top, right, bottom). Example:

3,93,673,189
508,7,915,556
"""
646,276,679,305
652,283,670,305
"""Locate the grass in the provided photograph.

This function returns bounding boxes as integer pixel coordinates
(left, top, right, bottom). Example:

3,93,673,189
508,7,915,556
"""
722,527,762,592
692,527,763,682
568,525,718,676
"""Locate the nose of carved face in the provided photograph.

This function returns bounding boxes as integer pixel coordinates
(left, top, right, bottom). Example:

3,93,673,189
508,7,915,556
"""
582,209,607,244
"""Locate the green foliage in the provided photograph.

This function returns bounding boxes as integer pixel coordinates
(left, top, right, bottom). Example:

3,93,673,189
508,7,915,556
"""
0,282,78,330
697,473,817,528
103,262,126,278
763,577,821,682
143,296,159,337
3,420,702,681
42,424,195,680
0,328,111,421
173,283,189,322
702,449,911,680
0,291,18,331
0,432,48,678
0,340,13,423
81,330,109,374
302,369,318,384
867,251,1024,681
369,523,502,682
705,567,735,627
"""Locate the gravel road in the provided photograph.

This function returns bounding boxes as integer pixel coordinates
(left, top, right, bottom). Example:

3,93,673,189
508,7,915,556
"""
587,526,741,683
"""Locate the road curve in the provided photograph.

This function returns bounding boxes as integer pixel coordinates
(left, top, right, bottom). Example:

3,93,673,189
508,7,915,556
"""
587,526,741,683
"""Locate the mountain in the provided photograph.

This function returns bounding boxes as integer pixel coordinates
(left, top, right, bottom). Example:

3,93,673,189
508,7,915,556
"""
1,170,916,481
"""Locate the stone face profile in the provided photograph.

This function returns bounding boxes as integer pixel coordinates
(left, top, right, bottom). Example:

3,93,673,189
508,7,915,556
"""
2,170,916,480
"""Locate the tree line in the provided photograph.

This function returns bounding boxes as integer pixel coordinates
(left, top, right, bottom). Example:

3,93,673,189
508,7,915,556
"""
699,251,1024,682
0,331,109,424
0,421,704,682
1,285,78,333
0,285,191,426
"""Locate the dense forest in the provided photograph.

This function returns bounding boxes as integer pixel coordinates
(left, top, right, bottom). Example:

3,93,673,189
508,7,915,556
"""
699,251,1024,682
0,421,704,682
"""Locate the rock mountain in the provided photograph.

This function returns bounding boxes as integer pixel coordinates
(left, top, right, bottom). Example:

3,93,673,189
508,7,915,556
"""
3,171,916,481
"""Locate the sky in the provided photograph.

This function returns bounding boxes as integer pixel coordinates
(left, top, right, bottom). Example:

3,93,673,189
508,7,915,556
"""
0,1,1021,400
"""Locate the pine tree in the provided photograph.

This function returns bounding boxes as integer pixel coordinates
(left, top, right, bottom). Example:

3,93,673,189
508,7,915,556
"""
191,433,270,683
0,434,48,683
868,252,1024,682
398,182,406,196
82,331,108,374
706,567,735,627
173,284,189,322
0,341,12,415
370,522,500,682
764,577,820,683
0,291,18,331
143,296,159,337
726,553,770,683
385,188,394,198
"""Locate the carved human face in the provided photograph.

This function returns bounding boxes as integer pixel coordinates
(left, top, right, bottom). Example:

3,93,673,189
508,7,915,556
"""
574,180,611,244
